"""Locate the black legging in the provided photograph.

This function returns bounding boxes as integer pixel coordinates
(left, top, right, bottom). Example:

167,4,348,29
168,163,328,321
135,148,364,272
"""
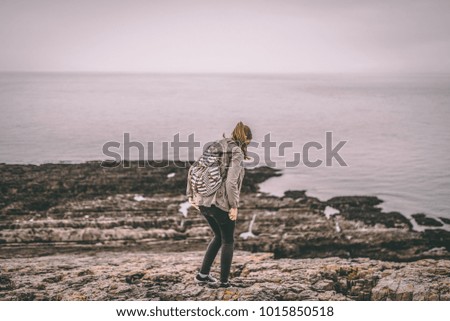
199,204,236,283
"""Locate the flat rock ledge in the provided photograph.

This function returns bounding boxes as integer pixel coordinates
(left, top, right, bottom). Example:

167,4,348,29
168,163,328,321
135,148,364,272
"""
1,250,449,301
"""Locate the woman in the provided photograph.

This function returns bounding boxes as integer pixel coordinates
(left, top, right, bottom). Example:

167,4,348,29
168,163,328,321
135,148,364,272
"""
186,121,252,288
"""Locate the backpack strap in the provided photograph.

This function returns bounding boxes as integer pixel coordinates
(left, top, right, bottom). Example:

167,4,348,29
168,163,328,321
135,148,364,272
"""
220,138,239,179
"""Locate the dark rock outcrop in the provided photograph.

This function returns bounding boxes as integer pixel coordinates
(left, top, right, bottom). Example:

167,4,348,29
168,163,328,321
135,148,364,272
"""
0,161,449,262
412,213,444,227
0,161,280,215
440,217,450,225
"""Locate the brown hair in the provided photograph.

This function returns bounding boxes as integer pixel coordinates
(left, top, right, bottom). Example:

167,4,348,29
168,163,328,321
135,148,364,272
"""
223,121,252,160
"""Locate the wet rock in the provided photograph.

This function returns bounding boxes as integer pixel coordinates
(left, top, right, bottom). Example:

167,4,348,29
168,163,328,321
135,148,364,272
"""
283,190,307,200
440,217,450,225
327,196,412,229
412,213,444,227
421,230,450,251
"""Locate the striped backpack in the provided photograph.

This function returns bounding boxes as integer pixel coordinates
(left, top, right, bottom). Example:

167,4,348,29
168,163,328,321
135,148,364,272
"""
189,138,236,197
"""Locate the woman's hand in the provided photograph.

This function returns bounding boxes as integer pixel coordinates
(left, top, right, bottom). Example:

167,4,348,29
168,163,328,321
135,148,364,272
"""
188,197,199,210
229,207,238,221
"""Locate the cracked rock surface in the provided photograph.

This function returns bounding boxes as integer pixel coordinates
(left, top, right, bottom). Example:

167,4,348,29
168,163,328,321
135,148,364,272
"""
1,250,449,301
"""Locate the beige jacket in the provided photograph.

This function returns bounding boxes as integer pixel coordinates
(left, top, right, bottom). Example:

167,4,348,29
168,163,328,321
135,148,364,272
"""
186,137,245,212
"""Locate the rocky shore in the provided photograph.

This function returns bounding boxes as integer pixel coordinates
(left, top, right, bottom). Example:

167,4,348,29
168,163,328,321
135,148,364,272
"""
0,161,449,300
1,250,448,301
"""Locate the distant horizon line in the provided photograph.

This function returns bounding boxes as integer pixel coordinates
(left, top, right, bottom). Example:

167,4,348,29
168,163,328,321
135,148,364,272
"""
1,70,449,76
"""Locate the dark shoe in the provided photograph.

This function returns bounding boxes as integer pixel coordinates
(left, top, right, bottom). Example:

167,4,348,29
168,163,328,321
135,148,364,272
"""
195,273,218,284
207,281,233,289
219,281,232,288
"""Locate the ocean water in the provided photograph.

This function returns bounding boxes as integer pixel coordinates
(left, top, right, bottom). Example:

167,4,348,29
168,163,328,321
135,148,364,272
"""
1,72,449,221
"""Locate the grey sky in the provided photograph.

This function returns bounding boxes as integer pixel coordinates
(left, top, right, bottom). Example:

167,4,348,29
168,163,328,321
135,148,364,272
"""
1,0,449,73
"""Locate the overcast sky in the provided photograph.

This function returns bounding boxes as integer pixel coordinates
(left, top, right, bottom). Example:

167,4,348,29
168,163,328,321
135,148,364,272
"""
0,0,449,73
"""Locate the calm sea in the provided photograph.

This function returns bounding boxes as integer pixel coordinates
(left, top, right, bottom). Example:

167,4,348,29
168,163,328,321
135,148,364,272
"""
1,72,449,222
